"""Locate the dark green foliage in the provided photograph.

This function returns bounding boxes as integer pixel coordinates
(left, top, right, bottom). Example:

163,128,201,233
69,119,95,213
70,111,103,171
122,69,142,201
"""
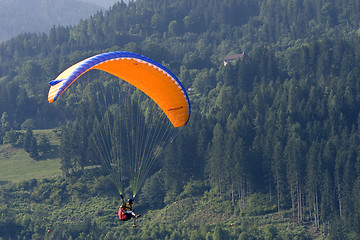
0,222,23,240
2,129,18,145
38,135,51,156
23,129,39,159
0,112,10,143
2,0,360,238
46,217,101,240
139,171,165,209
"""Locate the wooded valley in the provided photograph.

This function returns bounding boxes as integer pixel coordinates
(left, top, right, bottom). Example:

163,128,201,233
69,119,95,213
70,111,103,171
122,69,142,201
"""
1,0,360,239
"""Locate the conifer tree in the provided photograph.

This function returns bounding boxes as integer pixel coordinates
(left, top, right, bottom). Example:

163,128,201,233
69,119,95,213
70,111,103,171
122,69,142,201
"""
207,123,225,196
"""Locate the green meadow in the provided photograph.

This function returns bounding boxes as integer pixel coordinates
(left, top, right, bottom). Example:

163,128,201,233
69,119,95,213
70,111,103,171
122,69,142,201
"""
0,129,62,184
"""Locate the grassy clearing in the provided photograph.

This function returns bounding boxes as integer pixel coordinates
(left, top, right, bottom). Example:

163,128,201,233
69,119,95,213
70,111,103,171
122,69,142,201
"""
0,129,62,184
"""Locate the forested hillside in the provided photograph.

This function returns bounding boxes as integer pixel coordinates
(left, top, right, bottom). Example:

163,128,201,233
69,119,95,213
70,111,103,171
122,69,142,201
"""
80,0,130,9
0,0,102,42
1,0,360,239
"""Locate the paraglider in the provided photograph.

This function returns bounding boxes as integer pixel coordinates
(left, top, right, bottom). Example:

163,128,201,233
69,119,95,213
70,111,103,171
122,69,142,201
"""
118,195,141,227
48,51,191,225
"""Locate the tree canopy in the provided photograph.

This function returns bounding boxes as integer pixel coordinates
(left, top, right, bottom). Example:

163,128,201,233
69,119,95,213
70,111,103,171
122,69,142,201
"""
1,0,360,239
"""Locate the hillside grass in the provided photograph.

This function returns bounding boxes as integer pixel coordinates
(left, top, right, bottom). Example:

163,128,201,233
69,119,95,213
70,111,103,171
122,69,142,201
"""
0,129,62,185
0,144,61,184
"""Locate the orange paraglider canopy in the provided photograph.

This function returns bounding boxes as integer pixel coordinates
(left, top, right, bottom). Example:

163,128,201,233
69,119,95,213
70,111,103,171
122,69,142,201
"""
48,51,190,127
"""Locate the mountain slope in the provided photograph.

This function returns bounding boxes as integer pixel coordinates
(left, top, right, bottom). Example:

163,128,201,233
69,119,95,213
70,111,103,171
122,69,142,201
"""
0,169,315,240
80,0,130,9
0,0,101,42
1,0,360,239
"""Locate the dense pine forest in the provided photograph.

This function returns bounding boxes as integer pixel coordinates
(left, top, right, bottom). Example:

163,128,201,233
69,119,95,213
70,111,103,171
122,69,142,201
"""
1,0,360,239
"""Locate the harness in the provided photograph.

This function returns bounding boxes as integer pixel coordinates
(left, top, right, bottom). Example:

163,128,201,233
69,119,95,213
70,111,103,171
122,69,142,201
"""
118,205,131,221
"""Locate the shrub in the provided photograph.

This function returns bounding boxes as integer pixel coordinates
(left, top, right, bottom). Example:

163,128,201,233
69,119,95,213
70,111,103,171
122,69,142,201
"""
179,180,209,199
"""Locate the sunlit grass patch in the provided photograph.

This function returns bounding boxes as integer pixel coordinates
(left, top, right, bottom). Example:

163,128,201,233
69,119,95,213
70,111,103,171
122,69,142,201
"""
0,144,61,183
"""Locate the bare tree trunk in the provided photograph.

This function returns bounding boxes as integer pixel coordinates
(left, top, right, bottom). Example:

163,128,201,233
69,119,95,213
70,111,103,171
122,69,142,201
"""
315,192,320,230
300,185,303,223
313,197,317,228
290,182,295,220
243,181,247,206
339,198,342,217
336,176,342,218
276,177,281,212
297,182,301,223
314,193,320,229
238,189,242,212
269,170,272,201
238,181,246,212
231,183,234,204
337,183,342,217
218,176,222,197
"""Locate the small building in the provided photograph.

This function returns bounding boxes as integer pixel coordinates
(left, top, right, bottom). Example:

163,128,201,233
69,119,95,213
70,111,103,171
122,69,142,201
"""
223,52,244,66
